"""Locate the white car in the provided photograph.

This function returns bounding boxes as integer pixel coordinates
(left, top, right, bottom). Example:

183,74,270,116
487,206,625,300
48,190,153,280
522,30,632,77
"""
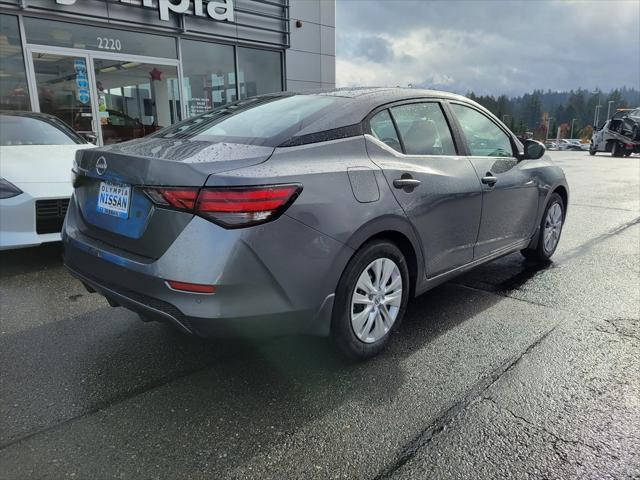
0,112,95,250
557,139,583,151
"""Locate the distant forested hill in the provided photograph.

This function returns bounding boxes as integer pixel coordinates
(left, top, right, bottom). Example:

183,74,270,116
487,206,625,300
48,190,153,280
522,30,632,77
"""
465,87,640,139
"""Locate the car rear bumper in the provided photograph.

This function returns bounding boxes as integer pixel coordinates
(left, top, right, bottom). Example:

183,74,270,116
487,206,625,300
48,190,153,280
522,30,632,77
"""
65,263,333,337
63,195,351,337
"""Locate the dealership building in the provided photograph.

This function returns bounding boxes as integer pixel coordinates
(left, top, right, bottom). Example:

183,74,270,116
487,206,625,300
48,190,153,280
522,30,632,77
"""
0,0,335,145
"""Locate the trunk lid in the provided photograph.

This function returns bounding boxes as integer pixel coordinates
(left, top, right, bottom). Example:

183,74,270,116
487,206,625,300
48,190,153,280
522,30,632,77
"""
73,138,274,258
76,138,275,186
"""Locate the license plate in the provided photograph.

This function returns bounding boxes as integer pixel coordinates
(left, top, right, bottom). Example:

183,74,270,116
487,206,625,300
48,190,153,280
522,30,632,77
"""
97,181,131,219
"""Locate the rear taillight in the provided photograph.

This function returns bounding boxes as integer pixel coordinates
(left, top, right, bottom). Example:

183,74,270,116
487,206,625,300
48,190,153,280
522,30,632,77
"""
144,188,199,210
144,184,302,229
195,185,302,228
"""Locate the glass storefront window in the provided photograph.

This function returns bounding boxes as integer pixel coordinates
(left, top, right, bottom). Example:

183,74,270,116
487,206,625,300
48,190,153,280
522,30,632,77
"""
31,53,181,144
31,52,96,135
181,39,236,117
23,18,177,59
237,47,282,99
93,59,180,144
0,15,30,110
17,14,285,143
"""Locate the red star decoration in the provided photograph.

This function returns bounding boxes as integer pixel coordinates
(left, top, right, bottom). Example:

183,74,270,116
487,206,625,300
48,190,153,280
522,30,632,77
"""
149,68,163,81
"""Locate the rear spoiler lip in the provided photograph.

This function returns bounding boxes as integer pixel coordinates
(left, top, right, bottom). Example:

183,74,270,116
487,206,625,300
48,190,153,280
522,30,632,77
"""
73,143,277,188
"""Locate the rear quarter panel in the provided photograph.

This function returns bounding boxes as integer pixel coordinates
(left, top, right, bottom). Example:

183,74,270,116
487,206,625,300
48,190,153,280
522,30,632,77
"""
206,136,423,302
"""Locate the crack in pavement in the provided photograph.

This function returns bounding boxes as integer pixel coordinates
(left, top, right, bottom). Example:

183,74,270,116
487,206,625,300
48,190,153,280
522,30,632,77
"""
555,216,640,263
372,325,558,480
454,283,553,309
570,203,637,213
455,216,640,313
594,318,640,342
482,397,621,463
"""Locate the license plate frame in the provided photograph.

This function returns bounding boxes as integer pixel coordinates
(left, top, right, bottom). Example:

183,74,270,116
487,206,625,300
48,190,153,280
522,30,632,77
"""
97,181,131,219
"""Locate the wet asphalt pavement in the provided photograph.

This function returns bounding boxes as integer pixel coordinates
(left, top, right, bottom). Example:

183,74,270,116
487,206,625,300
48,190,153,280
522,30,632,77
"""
0,151,638,479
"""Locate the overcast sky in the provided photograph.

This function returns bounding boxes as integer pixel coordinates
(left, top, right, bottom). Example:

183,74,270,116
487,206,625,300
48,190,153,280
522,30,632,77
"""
335,0,640,96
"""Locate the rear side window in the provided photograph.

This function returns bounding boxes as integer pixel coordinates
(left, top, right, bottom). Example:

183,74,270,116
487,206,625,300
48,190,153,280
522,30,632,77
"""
450,103,513,157
390,103,456,156
369,109,402,151
0,114,82,146
159,95,346,147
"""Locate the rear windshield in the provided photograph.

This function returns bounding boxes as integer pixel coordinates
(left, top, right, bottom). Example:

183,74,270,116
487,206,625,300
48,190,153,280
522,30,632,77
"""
157,95,346,147
0,114,84,146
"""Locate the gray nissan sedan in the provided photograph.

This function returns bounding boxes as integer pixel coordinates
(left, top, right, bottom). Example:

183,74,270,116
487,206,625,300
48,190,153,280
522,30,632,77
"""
63,88,568,359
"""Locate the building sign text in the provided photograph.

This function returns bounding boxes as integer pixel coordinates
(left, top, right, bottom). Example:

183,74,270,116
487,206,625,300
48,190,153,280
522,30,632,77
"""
55,0,235,23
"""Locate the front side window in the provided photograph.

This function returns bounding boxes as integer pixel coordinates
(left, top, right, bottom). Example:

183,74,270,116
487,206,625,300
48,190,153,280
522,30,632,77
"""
450,103,513,157
0,114,83,146
0,15,30,111
159,94,345,147
369,110,401,151
390,103,456,156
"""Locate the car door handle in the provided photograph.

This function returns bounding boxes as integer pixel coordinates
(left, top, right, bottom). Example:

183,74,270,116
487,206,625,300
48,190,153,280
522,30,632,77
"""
393,178,421,189
481,174,497,186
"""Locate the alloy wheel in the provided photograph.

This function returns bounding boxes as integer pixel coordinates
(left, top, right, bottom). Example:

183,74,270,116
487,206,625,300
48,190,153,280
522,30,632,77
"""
350,257,403,343
543,202,563,253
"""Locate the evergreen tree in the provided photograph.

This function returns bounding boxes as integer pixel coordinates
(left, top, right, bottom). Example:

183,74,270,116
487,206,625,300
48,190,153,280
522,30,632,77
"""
462,87,638,133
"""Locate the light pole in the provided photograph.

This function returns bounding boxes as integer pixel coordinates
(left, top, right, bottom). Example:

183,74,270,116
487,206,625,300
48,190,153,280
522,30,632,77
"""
545,116,552,142
592,90,601,127
570,118,576,139
606,100,615,119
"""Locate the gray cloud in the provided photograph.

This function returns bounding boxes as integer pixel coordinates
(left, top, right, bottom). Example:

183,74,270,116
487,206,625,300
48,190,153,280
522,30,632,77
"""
336,0,640,95
338,34,395,63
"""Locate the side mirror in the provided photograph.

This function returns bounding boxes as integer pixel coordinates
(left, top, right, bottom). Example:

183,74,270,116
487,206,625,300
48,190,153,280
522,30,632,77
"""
81,132,98,144
523,139,545,160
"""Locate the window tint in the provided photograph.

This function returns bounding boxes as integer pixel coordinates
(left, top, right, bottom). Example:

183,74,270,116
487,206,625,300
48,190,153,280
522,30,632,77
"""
369,110,401,151
390,103,456,155
160,95,345,147
0,114,82,146
450,103,513,157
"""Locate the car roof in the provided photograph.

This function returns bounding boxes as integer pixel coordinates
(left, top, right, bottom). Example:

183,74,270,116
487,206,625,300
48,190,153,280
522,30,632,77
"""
0,110,87,143
285,86,467,100
276,87,481,139
0,110,63,120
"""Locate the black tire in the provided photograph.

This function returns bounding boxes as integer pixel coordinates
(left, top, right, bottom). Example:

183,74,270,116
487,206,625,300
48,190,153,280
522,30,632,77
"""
624,151,632,157
521,193,565,263
612,142,624,157
331,240,410,360
589,142,596,156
